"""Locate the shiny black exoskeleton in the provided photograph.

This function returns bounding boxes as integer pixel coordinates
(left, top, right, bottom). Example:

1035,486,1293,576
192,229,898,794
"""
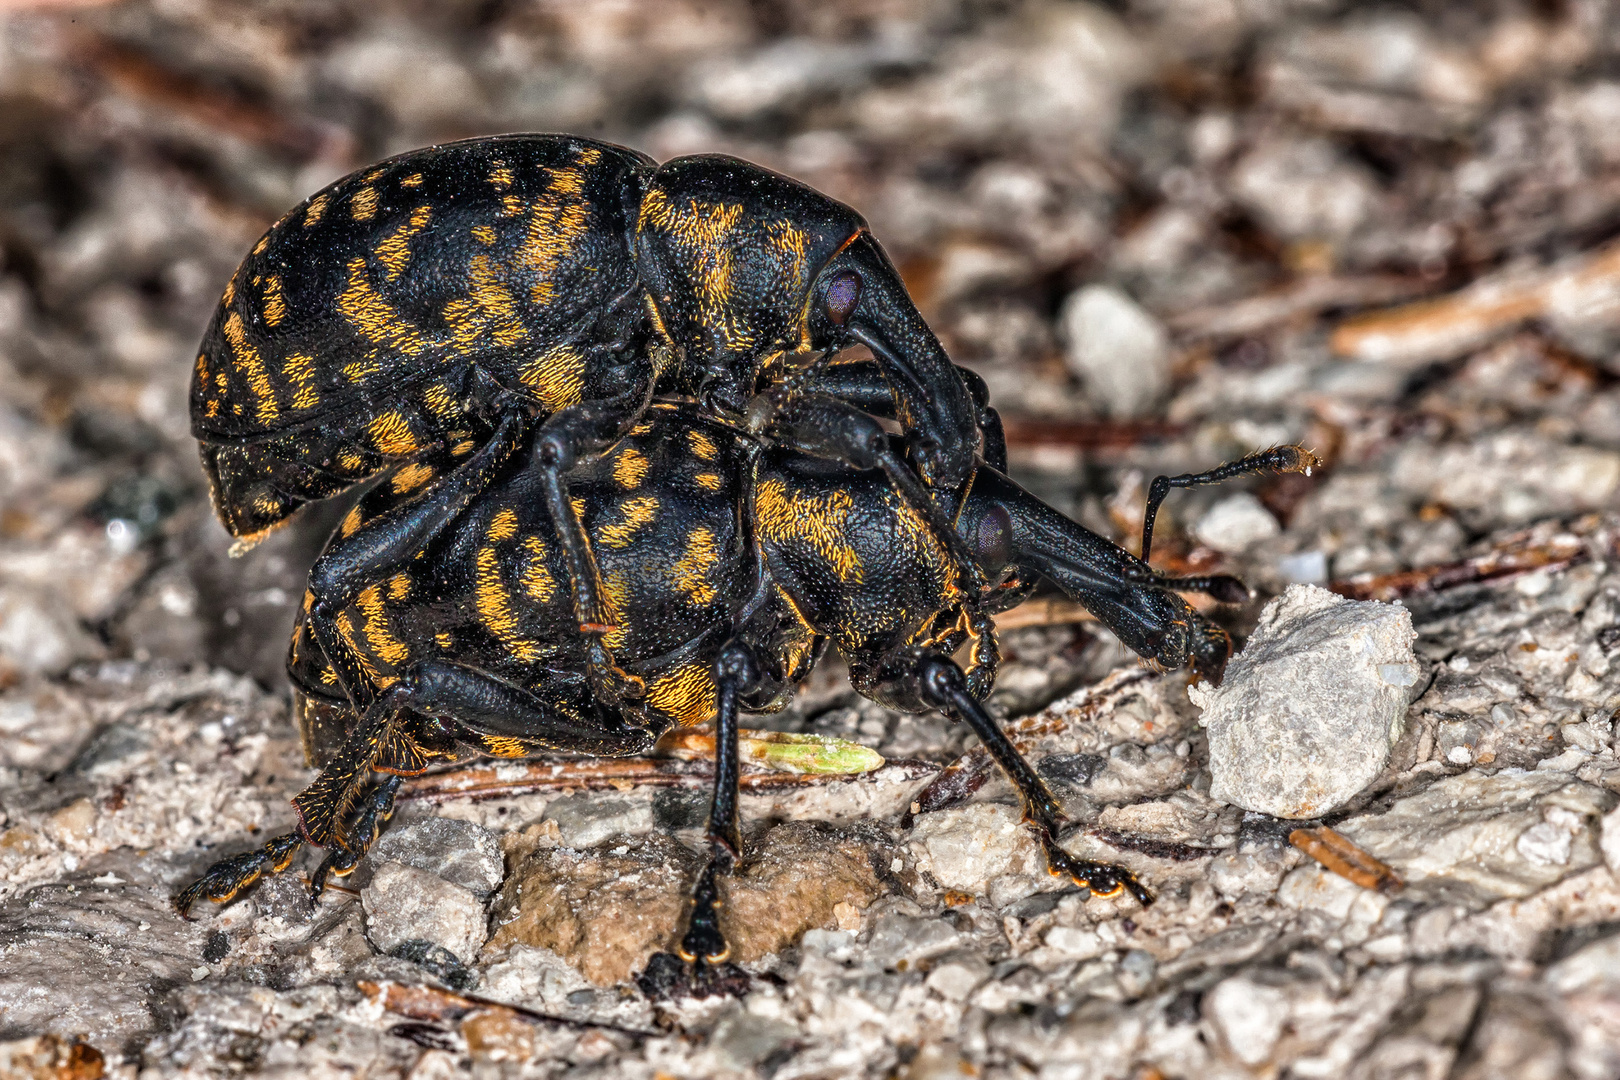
192,134,990,715
177,394,1309,984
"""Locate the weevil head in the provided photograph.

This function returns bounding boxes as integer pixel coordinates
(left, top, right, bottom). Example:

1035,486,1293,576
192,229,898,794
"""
637,154,977,488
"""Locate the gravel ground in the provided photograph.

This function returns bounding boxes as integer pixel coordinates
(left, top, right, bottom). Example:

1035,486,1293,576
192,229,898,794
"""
5,0,1620,1076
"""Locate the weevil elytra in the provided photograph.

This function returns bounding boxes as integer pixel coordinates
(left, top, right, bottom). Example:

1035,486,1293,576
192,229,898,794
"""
191,134,995,712
178,391,1313,987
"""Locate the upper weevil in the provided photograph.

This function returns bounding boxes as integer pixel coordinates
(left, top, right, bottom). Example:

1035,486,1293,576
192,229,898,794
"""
191,134,992,707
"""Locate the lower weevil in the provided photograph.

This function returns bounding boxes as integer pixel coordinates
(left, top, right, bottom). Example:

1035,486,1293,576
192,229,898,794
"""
178,394,1315,985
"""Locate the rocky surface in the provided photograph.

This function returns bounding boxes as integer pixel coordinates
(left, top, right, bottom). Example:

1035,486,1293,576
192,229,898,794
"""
4,0,1620,1076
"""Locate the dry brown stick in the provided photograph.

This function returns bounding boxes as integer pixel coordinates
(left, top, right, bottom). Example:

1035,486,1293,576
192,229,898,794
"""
1168,274,1433,341
73,34,351,161
1331,241,1620,367
993,597,1097,630
1330,534,1586,602
358,980,657,1037
1289,826,1404,894
1000,417,1185,451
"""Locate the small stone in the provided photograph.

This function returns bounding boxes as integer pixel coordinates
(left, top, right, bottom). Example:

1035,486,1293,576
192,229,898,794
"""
390,939,477,991
480,944,592,1011
1189,584,1418,819
1600,804,1620,875
1205,974,1292,1066
1207,849,1288,900
1194,493,1281,554
1515,806,1584,866
1277,550,1329,585
488,821,895,984
1058,284,1171,418
925,954,991,1001
909,802,1042,893
708,1011,800,1073
1229,137,1379,243
43,798,97,851
1116,948,1156,997
363,862,487,964
371,817,504,898
67,723,153,777
1043,926,1105,959
865,913,962,971
486,832,696,986
460,1009,534,1064
722,821,896,963
1545,932,1620,994
540,792,654,850
0,587,103,676
1338,770,1610,902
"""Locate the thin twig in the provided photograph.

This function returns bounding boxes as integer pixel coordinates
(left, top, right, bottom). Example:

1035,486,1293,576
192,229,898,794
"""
1289,826,1404,894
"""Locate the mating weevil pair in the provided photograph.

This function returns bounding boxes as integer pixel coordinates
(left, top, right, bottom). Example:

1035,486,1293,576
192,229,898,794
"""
179,133,1317,981
191,133,990,714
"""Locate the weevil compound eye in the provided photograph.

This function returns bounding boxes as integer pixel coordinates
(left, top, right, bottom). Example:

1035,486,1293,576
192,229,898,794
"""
823,271,861,326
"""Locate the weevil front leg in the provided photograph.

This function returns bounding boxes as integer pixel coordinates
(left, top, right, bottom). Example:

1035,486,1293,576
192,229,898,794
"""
865,646,1152,907
769,393,991,605
806,357,1008,473
532,381,656,704
678,640,761,974
306,406,532,714
308,775,404,901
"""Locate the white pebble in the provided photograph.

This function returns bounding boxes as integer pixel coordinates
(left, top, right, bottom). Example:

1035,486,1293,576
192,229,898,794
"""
1189,584,1418,818
1059,285,1170,418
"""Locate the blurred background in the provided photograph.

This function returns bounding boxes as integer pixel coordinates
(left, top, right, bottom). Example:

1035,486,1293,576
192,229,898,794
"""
1,0,1618,721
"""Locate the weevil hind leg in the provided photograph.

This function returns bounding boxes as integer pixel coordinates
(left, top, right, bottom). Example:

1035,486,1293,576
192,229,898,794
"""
305,406,531,716
308,775,404,902
867,645,1152,907
528,380,657,706
174,830,305,917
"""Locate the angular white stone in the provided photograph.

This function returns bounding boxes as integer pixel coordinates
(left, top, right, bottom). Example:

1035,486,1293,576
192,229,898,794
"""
1194,493,1282,554
362,861,487,964
1189,584,1417,818
907,802,1040,893
540,793,654,850
1339,770,1610,902
1206,974,1292,1065
1059,285,1170,418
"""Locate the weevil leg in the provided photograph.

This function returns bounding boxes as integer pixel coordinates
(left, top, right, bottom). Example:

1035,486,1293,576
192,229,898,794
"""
962,606,1001,702
308,775,404,901
306,407,532,714
175,830,304,917
1141,445,1321,562
805,358,1007,473
962,464,1232,681
872,646,1153,907
532,382,656,704
356,658,661,756
678,641,761,973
